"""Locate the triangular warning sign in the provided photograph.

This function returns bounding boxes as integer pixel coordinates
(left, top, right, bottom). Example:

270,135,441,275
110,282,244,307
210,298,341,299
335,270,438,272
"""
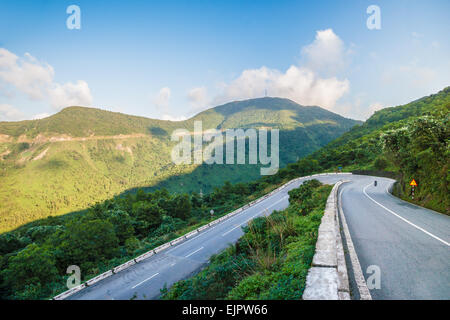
410,179,417,186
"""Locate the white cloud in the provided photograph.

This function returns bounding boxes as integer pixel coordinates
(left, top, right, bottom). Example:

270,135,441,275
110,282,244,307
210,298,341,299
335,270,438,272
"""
211,28,350,111
153,87,171,109
32,113,51,120
48,80,92,109
301,29,347,76
161,114,187,122
0,48,93,110
367,102,386,116
187,86,208,110
0,104,25,121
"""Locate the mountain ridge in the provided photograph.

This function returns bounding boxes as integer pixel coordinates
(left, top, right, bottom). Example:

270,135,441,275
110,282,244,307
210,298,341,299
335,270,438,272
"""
0,97,361,138
0,97,360,233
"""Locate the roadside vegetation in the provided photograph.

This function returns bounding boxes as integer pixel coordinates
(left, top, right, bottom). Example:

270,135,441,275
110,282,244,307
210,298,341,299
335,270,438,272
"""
0,168,315,300
161,180,331,300
0,88,447,300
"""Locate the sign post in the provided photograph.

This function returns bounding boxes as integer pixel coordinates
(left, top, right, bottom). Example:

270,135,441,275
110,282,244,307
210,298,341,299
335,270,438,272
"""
410,179,417,199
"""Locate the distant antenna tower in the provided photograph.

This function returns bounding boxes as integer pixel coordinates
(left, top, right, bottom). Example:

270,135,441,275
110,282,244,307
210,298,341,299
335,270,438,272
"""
265,89,267,97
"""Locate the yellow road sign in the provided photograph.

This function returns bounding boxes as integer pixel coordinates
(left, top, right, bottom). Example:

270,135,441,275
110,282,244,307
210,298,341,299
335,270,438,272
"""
410,179,417,186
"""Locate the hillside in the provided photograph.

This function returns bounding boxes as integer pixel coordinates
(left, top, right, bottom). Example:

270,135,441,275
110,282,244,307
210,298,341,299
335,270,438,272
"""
0,98,359,233
0,88,447,300
308,86,450,213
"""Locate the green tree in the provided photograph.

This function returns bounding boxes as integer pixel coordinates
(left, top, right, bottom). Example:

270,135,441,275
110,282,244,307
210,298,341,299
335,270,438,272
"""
2,244,58,298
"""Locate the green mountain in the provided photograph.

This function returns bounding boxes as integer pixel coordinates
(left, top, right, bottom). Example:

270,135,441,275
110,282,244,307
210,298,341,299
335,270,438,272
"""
0,97,359,233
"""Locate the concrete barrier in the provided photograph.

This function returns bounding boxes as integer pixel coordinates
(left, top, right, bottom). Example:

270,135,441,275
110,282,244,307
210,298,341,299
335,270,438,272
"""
302,181,351,300
135,251,154,262
154,243,171,253
185,230,199,239
113,261,135,274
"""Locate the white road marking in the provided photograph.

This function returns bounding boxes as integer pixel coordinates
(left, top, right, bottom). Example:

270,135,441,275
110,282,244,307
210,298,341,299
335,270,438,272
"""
166,195,289,254
363,183,449,247
131,272,159,289
221,196,288,236
185,247,204,258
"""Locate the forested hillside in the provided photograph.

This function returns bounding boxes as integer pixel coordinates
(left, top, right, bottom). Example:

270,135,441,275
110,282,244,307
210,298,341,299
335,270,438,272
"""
0,97,359,233
0,87,447,300
310,86,449,213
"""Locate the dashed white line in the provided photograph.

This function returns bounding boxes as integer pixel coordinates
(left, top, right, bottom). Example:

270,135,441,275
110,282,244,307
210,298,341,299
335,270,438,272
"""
363,183,449,247
185,247,204,258
131,272,159,289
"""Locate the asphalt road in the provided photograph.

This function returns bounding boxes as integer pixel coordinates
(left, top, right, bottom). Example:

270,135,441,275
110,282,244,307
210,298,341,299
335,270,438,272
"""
69,174,450,300
340,177,450,300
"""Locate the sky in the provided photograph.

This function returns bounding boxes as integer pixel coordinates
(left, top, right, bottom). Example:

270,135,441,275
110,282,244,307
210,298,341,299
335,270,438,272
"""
0,0,449,122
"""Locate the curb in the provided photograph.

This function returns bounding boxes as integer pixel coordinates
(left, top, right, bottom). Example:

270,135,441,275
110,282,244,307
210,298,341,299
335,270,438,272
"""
302,181,350,300
337,182,372,300
53,172,352,300
302,180,372,300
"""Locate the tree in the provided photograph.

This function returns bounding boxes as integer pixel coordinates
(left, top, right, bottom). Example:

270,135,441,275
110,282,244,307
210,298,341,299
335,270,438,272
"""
132,201,164,234
165,194,192,220
107,209,135,244
59,219,119,269
3,244,58,298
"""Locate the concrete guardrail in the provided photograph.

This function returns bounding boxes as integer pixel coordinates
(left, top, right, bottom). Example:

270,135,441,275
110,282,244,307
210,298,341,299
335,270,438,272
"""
302,180,351,300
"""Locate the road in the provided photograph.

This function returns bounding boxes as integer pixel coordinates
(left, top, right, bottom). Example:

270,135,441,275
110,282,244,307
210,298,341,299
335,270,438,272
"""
340,177,449,299
69,174,450,300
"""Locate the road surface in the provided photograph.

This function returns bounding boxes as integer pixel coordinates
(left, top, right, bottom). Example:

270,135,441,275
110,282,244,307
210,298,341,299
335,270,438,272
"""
68,174,450,300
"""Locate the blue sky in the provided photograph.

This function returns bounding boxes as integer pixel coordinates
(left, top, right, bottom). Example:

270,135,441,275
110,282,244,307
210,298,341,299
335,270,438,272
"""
0,0,449,121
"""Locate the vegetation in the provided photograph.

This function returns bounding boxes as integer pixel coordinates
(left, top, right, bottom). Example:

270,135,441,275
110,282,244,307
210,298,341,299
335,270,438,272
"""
0,165,312,300
308,87,449,213
161,180,331,300
0,87,447,300
0,97,359,233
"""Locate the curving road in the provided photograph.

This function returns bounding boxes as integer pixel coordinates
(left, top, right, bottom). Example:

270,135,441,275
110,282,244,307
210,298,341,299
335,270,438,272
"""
340,177,449,299
68,174,450,300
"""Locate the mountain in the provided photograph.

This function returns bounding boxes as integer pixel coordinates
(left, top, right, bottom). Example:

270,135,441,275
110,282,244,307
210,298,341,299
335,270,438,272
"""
0,98,360,232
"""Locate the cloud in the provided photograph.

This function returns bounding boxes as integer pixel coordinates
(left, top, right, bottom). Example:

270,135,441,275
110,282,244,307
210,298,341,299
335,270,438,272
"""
32,113,51,120
0,104,25,121
187,87,208,110
161,114,187,121
48,80,92,108
213,65,349,110
367,102,386,116
211,28,350,111
0,48,93,109
153,87,171,109
301,29,347,76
